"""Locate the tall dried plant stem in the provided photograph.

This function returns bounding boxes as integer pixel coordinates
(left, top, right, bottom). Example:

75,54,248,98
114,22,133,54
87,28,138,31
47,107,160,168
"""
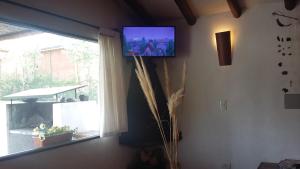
163,59,174,164
134,56,186,169
164,59,186,169
164,60,175,168
133,56,171,162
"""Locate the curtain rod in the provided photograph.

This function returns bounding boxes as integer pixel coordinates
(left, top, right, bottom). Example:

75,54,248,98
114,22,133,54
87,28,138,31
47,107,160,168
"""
0,0,120,33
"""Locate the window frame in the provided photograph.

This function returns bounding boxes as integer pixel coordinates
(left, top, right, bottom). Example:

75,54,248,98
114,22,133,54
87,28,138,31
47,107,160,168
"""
0,18,101,161
0,136,100,161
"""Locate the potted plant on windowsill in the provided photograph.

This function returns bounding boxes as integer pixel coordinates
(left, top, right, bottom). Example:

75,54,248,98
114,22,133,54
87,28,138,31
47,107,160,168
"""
33,123,76,147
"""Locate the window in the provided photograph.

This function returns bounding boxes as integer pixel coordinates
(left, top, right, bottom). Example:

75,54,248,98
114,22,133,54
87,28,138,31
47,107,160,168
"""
0,21,100,158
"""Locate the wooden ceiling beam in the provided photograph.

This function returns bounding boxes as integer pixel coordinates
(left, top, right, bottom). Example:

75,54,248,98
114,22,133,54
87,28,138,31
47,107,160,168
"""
226,0,242,18
284,0,298,10
123,0,154,25
174,0,197,25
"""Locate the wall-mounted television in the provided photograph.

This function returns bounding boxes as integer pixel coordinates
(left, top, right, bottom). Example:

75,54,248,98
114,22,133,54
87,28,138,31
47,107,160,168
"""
122,26,175,57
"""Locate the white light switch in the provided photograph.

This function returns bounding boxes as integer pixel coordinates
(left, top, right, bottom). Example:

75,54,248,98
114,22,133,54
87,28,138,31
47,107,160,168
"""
219,100,228,112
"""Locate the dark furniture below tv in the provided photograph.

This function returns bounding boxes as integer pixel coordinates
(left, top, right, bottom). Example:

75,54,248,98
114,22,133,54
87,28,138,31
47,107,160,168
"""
119,59,170,147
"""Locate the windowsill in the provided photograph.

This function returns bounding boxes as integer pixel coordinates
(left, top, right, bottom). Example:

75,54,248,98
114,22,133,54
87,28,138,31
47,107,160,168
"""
0,135,100,162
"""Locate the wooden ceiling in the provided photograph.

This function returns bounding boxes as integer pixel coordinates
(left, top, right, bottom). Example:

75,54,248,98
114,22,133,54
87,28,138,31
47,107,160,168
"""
120,0,289,25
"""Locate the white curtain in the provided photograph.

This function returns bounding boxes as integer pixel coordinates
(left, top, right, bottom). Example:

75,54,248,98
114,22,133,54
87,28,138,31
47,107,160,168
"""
98,31,128,136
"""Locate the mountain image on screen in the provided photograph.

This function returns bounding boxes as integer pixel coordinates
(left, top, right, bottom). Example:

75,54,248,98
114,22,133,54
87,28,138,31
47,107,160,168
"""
123,27,175,57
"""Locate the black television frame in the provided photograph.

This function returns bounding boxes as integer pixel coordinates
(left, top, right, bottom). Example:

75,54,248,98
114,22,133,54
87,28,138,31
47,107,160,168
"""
121,26,176,58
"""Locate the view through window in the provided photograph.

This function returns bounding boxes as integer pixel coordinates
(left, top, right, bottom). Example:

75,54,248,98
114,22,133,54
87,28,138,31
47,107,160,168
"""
0,21,100,157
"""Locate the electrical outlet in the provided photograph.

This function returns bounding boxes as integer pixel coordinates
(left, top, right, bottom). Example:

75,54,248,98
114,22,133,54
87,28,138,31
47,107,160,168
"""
222,162,231,169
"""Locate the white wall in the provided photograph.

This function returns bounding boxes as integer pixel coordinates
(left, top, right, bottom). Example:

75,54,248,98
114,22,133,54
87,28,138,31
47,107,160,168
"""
53,101,99,132
161,2,300,169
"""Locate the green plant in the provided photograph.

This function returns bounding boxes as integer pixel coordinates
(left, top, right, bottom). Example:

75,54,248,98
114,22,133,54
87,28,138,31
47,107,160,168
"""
166,40,175,56
0,73,77,99
0,75,24,97
33,123,76,140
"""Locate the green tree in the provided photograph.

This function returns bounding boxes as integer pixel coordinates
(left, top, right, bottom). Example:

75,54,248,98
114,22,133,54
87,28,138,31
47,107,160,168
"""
0,75,23,97
67,42,99,100
0,41,99,101
0,73,76,98
20,51,39,89
166,40,174,56
123,35,129,55
140,37,147,54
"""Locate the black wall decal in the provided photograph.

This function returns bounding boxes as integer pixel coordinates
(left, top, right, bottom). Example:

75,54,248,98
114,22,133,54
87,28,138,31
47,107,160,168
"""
276,18,293,27
282,71,288,75
282,88,289,93
272,11,299,94
272,12,299,21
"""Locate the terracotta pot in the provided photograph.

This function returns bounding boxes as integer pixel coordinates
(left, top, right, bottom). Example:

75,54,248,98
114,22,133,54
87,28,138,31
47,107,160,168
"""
33,132,73,147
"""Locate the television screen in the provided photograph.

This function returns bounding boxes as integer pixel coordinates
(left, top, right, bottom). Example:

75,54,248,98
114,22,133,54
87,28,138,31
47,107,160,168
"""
122,26,175,57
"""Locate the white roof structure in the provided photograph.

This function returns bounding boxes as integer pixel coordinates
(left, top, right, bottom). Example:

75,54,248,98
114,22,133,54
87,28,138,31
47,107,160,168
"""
3,84,87,100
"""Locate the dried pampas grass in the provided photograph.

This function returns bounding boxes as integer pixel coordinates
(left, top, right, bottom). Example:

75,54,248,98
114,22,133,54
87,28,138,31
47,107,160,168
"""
134,56,186,169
